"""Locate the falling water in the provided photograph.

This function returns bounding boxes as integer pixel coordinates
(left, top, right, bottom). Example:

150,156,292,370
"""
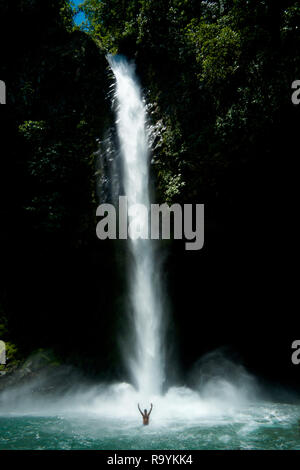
108,55,165,398
0,56,297,452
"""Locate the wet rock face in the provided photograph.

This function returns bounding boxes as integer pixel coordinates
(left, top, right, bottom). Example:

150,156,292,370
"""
0,349,58,392
0,349,89,402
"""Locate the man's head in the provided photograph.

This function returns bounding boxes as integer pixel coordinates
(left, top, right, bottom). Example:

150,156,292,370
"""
144,409,147,414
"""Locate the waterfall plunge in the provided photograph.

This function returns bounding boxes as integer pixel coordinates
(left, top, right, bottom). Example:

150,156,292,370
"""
108,55,165,399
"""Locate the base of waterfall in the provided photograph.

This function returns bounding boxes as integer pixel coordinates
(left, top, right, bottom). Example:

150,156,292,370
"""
1,379,300,449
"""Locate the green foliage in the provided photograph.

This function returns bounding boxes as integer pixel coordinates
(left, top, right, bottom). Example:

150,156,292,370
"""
0,322,7,338
186,20,241,84
160,172,185,204
77,0,300,209
1,0,299,379
0,342,19,371
19,120,47,140
0,0,113,368
80,0,141,51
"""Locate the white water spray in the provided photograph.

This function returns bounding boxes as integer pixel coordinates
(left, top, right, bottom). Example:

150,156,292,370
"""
0,57,266,429
108,55,165,398
0,57,294,451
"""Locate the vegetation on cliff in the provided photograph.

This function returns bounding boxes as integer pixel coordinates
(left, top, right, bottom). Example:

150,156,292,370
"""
0,0,299,386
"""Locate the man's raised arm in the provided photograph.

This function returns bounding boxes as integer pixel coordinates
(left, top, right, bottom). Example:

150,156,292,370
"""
138,404,143,416
148,403,153,416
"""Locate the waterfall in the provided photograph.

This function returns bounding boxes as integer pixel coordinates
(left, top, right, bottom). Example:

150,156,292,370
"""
108,55,165,398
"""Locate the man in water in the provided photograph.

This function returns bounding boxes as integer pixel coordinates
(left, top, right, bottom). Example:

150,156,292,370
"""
138,403,153,425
